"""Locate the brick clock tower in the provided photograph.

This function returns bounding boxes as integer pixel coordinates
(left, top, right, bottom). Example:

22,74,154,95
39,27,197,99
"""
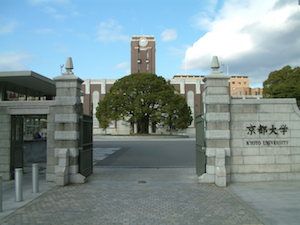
131,35,156,74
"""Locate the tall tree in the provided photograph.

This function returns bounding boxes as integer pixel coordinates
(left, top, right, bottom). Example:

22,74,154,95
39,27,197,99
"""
263,65,300,105
96,73,192,134
162,94,193,132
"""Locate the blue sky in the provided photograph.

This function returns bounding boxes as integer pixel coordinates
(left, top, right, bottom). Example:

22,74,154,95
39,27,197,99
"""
0,0,299,87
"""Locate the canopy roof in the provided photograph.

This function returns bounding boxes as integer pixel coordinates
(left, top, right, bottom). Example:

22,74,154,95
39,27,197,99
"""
0,71,56,97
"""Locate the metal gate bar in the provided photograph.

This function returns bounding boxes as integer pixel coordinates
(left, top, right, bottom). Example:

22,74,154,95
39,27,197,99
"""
195,115,206,176
79,115,93,177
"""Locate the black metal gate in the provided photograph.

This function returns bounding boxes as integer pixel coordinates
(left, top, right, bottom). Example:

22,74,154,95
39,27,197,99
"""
79,115,93,177
10,115,24,179
195,115,206,176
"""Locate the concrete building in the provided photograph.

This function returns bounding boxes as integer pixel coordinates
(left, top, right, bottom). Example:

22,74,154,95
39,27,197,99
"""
0,71,56,180
170,75,205,128
229,75,263,97
0,58,93,185
131,35,156,74
0,71,55,101
82,79,116,134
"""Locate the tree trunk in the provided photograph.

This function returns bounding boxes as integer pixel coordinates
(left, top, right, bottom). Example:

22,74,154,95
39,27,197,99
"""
151,122,156,133
137,117,149,134
130,121,134,134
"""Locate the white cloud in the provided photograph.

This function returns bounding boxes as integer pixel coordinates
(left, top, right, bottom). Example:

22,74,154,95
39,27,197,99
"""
96,19,129,43
115,62,130,74
28,0,78,20
0,21,17,35
34,28,55,34
192,0,219,30
184,0,300,86
43,6,66,20
161,29,177,42
28,0,70,5
115,62,128,70
52,43,69,54
0,52,31,70
167,45,189,57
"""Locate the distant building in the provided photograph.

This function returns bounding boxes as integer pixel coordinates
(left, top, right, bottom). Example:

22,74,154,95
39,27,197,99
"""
82,75,205,135
171,75,205,128
250,87,264,96
81,79,115,132
131,35,156,74
82,74,264,135
229,75,263,97
82,35,263,135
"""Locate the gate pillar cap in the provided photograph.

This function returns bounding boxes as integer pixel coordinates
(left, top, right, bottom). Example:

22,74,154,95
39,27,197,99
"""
65,57,74,75
211,56,220,71
53,56,83,83
205,55,229,79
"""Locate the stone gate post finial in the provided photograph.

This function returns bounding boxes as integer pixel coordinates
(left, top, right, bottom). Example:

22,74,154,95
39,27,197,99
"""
65,57,74,74
211,56,220,71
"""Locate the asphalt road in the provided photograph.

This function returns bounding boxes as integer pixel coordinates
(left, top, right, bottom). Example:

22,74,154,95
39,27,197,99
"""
94,138,196,168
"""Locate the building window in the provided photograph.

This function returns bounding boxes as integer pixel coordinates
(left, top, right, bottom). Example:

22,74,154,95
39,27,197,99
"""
187,91,195,127
92,91,100,114
24,116,47,141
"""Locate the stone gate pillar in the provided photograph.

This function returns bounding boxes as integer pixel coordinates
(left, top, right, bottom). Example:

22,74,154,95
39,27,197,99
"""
199,56,231,187
52,57,85,185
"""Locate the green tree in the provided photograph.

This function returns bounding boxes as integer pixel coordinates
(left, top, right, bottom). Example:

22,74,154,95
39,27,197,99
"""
96,73,192,134
162,94,193,132
95,98,110,130
263,65,300,105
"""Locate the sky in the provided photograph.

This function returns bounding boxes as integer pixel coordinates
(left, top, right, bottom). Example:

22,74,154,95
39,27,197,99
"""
0,0,299,87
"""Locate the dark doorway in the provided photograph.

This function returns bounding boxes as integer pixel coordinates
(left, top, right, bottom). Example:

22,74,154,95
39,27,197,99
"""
10,115,47,179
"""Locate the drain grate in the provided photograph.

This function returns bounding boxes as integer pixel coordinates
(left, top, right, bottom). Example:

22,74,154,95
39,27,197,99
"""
138,180,147,184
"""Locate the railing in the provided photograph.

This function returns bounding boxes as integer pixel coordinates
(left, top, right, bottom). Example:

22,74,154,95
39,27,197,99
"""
79,115,93,177
195,115,206,176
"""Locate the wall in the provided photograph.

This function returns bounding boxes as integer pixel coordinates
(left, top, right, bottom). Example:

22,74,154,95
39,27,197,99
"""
0,72,89,185
198,62,300,186
199,75,231,187
0,106,11,180
23,140,47,165
0,101,55,181
230,98,300,182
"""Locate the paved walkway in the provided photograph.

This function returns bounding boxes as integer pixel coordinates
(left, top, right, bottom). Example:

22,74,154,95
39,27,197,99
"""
0,167,55,221
230,181,300,225
1,143,299,225
1,167,264,225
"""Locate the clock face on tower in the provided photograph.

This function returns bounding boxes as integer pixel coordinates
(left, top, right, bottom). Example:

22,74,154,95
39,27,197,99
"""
139,38,148,47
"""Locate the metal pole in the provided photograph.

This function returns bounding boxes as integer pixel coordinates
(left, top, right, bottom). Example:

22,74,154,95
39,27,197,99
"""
32,163,39,193
0,176,3,212
15,168,23,202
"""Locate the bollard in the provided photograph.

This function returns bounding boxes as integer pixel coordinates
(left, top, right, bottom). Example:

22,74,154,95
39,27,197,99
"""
0,176,2,212
32,163,39,193
15,168,23,202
